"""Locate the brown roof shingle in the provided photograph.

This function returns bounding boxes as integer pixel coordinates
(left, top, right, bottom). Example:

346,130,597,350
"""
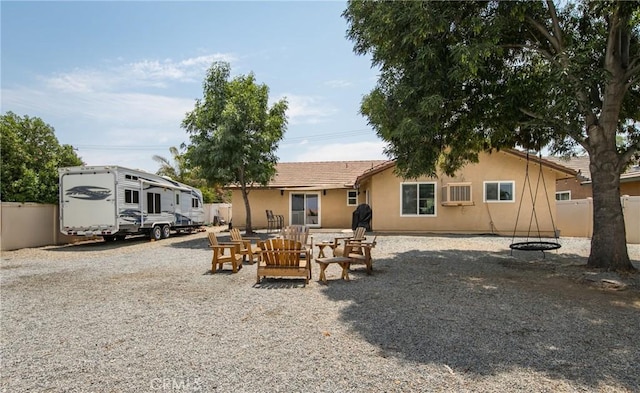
270,160,390,188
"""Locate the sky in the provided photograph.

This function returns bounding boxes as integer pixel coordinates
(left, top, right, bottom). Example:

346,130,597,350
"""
1,0,388,173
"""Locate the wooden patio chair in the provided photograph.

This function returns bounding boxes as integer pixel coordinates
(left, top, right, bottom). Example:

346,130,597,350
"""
256,238,311,285
207,231,242,273
229,228,262,264
333,226,367,257
344,236,377,275
280,225,313,268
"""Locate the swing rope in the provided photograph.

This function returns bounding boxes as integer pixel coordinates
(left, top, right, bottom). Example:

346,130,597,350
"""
509,151,561,256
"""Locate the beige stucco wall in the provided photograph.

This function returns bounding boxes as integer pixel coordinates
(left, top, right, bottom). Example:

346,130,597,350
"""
557,196,639,243
556,177,592,199
0,202,79,251
620,182,640,196
366,151,563,236
556,177,639,199
231,188,359,230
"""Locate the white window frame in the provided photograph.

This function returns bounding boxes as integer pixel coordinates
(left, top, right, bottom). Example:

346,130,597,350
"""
483,181,515,203
555,191,571,201
400,182,437,217
347,190,358,206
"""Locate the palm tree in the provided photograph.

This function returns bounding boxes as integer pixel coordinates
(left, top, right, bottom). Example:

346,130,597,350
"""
153,146,185,181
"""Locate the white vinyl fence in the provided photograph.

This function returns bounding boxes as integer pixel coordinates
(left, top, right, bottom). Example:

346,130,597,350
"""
556,196,640,244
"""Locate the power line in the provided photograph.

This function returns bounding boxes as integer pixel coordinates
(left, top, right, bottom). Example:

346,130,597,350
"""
74,128,378,151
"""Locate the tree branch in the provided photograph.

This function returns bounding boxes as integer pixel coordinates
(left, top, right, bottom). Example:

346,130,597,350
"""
545,0,564,53
620,146,640,170
525,16,561,54
525,14,592,117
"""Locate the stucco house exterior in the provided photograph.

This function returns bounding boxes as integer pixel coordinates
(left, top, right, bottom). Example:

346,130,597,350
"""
229,149,577,236
544,155,640,200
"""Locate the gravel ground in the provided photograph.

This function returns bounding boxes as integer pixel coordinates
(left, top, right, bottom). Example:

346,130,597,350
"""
1,229,639,393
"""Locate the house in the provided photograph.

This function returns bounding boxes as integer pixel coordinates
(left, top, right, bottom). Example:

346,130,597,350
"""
229,149,577,236
229,160,388,230
544,155,640,200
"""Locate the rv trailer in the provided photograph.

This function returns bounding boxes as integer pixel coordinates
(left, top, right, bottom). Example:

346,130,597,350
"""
59,166,205,241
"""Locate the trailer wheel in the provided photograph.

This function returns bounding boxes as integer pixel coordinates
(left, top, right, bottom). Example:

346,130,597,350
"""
103,235,116,242
161,225,171,239
151,226,163,241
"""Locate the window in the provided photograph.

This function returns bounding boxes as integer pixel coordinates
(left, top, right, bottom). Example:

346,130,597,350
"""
401,183,436,216
146,192,161,214
192,198,200,208
125,189,139,204
347,190,357,206
125,174,138,180
556,191,571,201
176,194,180,205
484,181,514,202
441,183,473,206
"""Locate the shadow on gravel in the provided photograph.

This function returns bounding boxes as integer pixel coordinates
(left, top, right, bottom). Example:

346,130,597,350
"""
321,248,640,390
253,278,307,289
47,234,153,251
169,232,276,250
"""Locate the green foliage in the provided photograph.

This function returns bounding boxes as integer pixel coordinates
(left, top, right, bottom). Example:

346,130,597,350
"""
182,61,287,231
182,61,288,189
1,112,83,203
153,146,229,203
344,0,640,178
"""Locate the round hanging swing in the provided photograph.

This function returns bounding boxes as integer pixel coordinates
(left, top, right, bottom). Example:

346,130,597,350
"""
509,150,561,256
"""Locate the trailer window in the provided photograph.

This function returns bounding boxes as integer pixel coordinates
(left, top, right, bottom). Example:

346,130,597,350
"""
147,192,161,214
125,189,139,204
192,198,199,208
176,194,180,205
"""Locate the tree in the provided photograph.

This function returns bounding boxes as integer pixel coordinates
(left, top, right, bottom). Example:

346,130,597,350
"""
344,0,639,272
182,62,288,233
153,146,228,203
1,112,83,204
153,146,187,181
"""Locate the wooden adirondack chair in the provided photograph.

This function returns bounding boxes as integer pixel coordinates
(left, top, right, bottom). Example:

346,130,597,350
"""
344,236,377,275
256,238,311,285
333,226,367,257
280,225,313,265
229,228,261,264
207,231,243,273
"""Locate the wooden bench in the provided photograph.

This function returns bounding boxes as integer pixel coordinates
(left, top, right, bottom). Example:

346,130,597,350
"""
315,256,351,284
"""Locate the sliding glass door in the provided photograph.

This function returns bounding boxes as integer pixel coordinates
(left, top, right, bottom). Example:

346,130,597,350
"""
291,193,320,227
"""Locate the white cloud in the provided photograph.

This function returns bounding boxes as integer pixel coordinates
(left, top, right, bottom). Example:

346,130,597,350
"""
324,79,352,88
41,53,236,93
289,141,388,162
280,93,338,125
3,86,193,125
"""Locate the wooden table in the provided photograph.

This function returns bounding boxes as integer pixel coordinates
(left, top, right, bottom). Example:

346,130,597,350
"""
315,256,351,284
315,241,335,258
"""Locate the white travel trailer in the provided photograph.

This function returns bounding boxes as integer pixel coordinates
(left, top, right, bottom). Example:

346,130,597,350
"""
59,165,205,241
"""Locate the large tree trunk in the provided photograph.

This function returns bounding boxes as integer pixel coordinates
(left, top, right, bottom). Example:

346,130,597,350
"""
241,187,254,235
587,137,634,272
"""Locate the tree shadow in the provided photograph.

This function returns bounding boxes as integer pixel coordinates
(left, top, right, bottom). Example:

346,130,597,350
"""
320,248,640,390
